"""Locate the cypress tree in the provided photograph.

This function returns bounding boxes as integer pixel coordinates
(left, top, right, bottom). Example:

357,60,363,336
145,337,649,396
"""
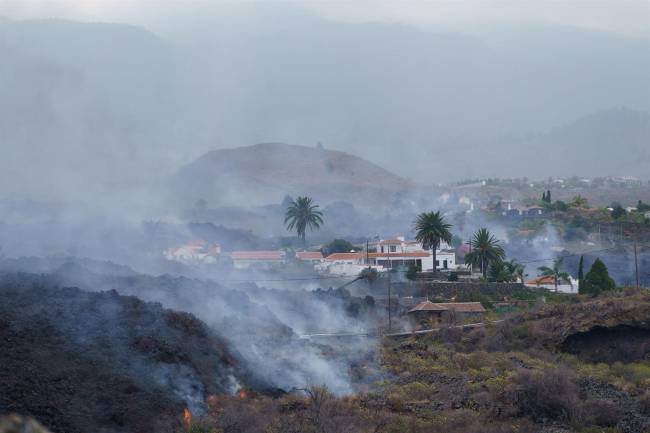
577,255,584,292
581,258,615,295
547,190,552,203
542,191,547,202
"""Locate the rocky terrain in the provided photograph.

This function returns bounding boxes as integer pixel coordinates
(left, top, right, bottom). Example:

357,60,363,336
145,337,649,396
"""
0,257,381,396
0,280,250,433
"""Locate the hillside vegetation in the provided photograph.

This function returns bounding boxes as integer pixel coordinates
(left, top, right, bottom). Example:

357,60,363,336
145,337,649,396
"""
186,290,650,433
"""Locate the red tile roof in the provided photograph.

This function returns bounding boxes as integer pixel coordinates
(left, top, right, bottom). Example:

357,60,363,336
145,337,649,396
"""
295,251,324,260
408,301,486,313
526,276,556,285
324,252,363,261
231,251,284,260
368,252,429,258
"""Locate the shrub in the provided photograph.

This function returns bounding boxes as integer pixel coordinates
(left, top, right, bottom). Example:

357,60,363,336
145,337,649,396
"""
579,399,623,427
638,392,650,416
504,368,579,422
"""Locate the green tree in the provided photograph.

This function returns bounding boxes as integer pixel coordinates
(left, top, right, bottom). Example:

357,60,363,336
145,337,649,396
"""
637,200,650,211
465,228,506,277
611,204,626,219
405,262,422,281
569,195,589,208
577,255,584,290
580,258,616,295
413,211,453,273
488,259,525,282
322,239,355,256
553,200,568,212
537,257,571,292
284,196,324,245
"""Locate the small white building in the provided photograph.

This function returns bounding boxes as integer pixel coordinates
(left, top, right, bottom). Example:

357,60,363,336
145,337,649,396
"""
295,251,324,262
164,240,221,264
315,252,377,277
525,275,578,294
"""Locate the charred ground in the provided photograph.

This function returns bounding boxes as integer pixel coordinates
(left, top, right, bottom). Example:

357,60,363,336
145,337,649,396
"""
0,280,250,433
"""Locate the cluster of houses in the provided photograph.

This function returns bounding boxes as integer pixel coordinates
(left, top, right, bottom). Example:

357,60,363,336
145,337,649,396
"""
163,236,465,276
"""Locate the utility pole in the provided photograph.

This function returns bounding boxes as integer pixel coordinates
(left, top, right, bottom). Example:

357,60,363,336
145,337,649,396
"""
366,240,369,267
634,241,640,289
384,240,392,332
387,272,392,332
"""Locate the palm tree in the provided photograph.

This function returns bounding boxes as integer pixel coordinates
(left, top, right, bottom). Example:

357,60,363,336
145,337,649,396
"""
488,259,525,283
465,228,506,278
413,211,453,273
284,196,324,245
537,257,570,292
506,259,526,283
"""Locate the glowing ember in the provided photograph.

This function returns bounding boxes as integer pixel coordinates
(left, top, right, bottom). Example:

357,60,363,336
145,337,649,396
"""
238,389,248,399
183,408,192,429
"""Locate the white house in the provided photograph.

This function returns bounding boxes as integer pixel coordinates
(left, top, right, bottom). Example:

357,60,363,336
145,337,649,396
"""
164,240,221,264
367,237,459,271
295,251,324,262
525,275,578,294
315,252,377,277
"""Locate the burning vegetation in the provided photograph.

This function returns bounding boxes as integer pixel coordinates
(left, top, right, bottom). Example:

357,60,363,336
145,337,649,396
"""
0,280,252,433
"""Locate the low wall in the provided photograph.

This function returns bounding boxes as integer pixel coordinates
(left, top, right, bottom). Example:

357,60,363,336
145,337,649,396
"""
370,279,528,300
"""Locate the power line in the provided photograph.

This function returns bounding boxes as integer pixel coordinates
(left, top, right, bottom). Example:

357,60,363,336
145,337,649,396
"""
217,274,351,283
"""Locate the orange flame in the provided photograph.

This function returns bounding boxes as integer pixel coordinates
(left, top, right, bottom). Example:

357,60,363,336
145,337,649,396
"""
238,389,248,399
183,408,192,429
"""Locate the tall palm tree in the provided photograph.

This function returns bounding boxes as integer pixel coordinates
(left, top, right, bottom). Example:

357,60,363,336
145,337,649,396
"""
284,196,324,245
465,228,505,277
413,211,453,273
537,257,570,292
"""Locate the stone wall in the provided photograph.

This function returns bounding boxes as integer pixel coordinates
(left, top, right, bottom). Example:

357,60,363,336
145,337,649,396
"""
369,279,530,300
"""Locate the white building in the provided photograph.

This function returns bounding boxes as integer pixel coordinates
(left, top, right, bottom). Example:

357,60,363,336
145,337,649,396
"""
164,240,221,264
295,251,325,262
525,275,578,294
315,252,377,277
368,237,459,272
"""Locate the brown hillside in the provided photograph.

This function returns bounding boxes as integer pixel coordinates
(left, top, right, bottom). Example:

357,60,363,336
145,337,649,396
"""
171,142,415,207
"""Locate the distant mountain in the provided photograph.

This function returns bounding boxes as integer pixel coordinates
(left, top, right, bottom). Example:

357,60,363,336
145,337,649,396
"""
0,10,648,202
508,108,650,179
169,142,415,208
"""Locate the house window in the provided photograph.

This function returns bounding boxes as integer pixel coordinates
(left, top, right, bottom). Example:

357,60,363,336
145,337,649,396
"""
389,245,397,252
443,260,448,269
436,260,440,266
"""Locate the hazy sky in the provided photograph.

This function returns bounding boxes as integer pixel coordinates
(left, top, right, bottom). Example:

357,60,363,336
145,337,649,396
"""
2,0,649,37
